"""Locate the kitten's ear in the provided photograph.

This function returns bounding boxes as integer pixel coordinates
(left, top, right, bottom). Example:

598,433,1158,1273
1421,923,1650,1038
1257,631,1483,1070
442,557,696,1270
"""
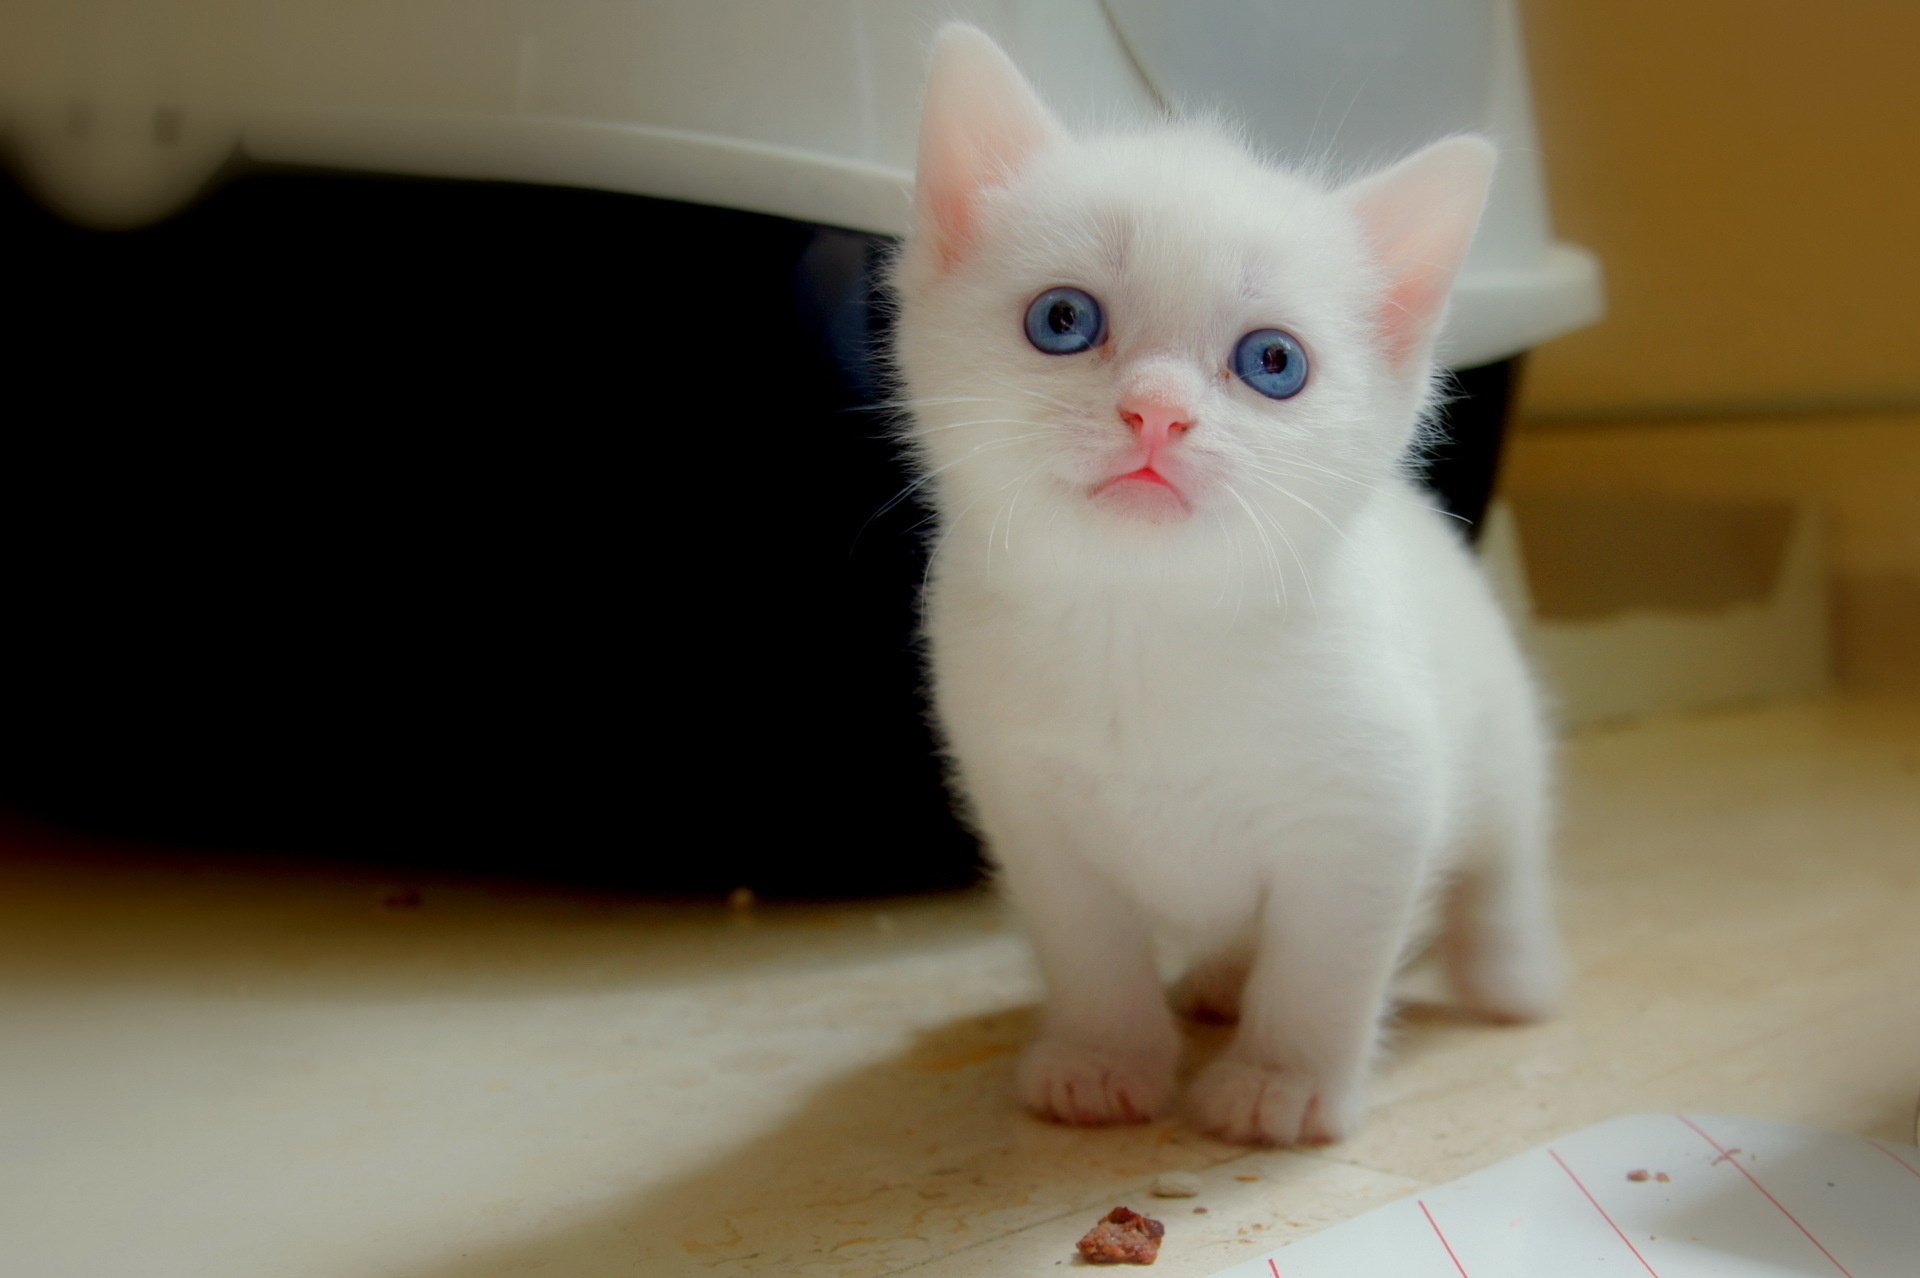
913,25,1066,269
1345,135,1496,369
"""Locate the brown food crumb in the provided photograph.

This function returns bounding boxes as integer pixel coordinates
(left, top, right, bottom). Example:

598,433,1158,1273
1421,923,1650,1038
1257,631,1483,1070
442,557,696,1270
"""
1076,1206,1164,1265
1627,1169,1651,1182
1656,1172,1671,1183
1234,1174,1261,1182
1192,1207,1208,1214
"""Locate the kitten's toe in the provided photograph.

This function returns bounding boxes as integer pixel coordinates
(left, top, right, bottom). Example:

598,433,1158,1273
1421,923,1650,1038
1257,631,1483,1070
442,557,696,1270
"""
1187,1057,1361,1146
1016,1037,1176,1126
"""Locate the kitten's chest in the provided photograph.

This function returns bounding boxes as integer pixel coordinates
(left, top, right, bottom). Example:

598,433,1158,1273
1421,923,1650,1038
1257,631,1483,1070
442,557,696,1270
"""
928,582,1442,930
951,603,1331,928
933,589,1332,769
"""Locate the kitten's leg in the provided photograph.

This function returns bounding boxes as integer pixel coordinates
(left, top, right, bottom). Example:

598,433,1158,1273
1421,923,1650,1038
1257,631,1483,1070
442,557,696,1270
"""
1446,704,1566,1022
1442,833,1566,1024
1187,856,1421,1146
1169,941,1252,1024
998,844,1180,1125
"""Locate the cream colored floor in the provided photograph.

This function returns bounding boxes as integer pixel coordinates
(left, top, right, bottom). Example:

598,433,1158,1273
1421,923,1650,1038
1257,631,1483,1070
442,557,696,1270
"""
2,696,1916,1278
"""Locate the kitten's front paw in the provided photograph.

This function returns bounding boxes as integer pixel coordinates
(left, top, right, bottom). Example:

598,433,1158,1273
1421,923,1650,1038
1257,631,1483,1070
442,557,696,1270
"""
1016,1037,1176,1126
1187,1057,1362,1146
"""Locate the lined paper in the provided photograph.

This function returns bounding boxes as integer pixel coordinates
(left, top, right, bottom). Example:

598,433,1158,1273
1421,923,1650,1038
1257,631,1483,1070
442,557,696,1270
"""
1212,1114,1920,1278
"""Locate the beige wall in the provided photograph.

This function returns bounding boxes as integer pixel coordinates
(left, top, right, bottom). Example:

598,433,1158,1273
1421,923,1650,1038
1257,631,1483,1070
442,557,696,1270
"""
1503,5,1919,692
1518,1,1920,420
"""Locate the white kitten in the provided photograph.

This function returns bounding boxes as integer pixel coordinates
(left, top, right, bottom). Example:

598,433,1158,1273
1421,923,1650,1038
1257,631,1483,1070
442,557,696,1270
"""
890,27,1564,1146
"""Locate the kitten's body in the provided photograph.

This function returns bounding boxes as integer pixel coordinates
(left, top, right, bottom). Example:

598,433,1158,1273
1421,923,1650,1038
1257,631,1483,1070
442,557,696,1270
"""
893,29,1562,1145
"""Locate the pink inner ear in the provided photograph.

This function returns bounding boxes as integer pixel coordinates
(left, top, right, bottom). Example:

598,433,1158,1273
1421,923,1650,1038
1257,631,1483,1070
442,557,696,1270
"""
1379,265,1455,369
1348,136,1495,369
913,28,1064,271
917,98,1056,270
919,120,1031,270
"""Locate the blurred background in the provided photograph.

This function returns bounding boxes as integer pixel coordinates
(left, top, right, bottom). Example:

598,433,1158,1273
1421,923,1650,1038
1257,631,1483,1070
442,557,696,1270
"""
0,0,1912,897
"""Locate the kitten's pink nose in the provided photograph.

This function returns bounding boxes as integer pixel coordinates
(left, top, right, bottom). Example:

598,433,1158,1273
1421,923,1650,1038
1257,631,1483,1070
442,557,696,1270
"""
1119,399,1193,453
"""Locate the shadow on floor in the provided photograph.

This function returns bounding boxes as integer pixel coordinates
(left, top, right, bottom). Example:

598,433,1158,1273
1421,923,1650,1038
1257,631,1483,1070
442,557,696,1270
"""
383,995,1524,1278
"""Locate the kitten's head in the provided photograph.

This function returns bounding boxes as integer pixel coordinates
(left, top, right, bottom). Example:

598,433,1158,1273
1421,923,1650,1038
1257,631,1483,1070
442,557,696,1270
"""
890,26,1494,594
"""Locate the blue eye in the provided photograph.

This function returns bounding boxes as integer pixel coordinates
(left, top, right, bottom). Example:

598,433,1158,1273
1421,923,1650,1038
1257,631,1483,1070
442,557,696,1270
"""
1232,328,1309,399
1024,287,1106,355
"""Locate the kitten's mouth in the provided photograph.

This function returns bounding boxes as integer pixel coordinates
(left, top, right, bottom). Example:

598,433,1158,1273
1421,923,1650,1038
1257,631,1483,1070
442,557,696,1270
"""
1106,466,1176,491
1091,466,1192,518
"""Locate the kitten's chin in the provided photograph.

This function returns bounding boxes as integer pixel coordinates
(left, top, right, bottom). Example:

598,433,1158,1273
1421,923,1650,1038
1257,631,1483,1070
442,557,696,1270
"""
1089,469,1194,524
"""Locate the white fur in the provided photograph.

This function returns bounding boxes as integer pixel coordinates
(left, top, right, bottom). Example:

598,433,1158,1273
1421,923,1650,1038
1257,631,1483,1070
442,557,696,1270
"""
891,27,1564,1146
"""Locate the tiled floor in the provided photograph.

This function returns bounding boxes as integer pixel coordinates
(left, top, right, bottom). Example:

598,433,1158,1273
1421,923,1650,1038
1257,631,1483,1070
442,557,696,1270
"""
3,696,1916,1277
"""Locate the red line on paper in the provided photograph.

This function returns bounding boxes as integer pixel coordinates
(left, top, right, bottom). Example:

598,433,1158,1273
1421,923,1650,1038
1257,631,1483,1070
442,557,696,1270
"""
1418,1200,1471,1278
1547,1148,1663,1276
1267,1260,1282,1277
1677,1114,1854,1277
1869,1140,1920,1182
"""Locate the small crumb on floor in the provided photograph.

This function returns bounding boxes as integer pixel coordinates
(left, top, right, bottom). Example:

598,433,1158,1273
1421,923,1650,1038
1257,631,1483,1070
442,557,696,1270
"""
1627,1169,1650,1182
1076,1206,1164,1265
1234,1174,1260,1182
